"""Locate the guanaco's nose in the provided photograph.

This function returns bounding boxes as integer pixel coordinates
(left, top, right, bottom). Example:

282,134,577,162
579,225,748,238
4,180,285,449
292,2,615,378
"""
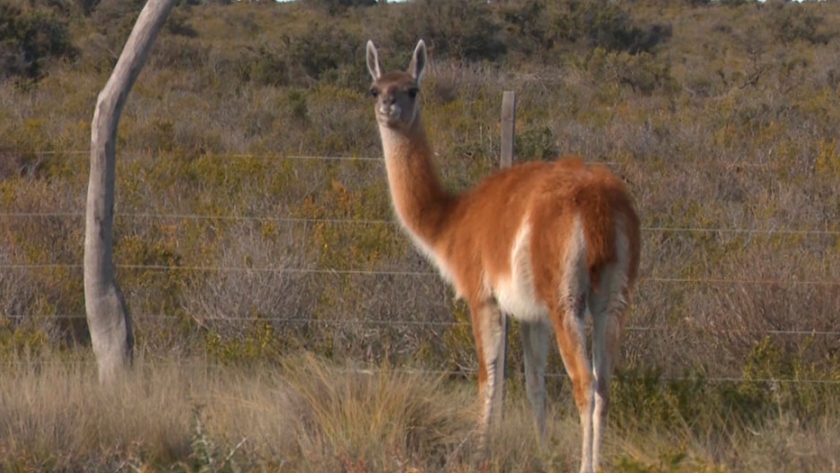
383,95,397,106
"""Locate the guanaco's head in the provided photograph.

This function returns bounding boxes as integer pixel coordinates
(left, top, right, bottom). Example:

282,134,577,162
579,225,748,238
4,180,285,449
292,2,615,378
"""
366,39,427,130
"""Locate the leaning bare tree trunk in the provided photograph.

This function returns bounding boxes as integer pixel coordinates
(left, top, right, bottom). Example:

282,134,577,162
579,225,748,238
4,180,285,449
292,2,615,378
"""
85,0,177,383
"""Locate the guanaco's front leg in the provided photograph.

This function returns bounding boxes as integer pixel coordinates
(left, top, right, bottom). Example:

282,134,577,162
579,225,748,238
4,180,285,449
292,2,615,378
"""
470,298,507,458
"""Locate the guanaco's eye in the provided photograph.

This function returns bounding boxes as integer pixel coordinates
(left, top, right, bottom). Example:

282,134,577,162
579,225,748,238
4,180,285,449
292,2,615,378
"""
408,88,419,99
369,87,379,98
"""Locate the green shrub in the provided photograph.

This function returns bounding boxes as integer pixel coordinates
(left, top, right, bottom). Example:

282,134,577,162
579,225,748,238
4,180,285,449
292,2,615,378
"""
515,125,557,161
575,47,676,98
0,321,52,360
0,148,61,181
550,0,671,54
0,3,77,82
235,43,288,87
165,4,198,38
283,22,360,83
303,0,378,16
765,2,834,45
236,23,359,87
497,0,554,63
88,0,144,44
390,0,506,62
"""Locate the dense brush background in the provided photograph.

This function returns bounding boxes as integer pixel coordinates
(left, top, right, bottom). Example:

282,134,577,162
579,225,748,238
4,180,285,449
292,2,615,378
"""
1,0,839,471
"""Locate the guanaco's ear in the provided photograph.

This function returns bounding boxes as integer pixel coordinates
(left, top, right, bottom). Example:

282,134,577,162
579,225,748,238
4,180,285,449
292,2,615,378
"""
366,40,383,81
408,39,427,84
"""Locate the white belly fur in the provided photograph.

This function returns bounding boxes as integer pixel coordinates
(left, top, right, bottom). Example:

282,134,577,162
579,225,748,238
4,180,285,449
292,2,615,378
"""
492,222,549,322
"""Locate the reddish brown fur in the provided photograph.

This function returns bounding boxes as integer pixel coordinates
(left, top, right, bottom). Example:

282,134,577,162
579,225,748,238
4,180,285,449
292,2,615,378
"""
395,157,640,309
368,39,640,470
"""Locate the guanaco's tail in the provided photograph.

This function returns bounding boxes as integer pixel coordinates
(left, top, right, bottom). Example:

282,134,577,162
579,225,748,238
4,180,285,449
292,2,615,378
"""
576,165,635,292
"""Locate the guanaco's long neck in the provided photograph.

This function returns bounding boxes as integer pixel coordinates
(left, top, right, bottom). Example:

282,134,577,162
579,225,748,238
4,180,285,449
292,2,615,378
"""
378,118,453,248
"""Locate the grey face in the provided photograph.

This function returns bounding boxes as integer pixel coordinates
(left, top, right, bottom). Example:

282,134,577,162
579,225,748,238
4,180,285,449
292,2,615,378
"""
369,75,420,129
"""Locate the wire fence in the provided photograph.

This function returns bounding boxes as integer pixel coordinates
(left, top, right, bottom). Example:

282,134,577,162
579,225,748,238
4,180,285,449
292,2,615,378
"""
3,313,840,338
0,358,837,385
4,211,840,236
0,355,836,385
3,151,839,384
2,262,839,287
10,149,791,169
19,150,388,162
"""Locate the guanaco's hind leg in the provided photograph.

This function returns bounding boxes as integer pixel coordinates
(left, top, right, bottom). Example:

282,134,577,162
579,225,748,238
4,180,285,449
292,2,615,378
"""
590,309,622,472
550,293,595,473
470,298,507,457
589,268,631,472
521,319,550,445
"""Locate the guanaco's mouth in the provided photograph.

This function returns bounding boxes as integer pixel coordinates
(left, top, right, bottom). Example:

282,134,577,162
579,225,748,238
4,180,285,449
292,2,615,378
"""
377,105,402,126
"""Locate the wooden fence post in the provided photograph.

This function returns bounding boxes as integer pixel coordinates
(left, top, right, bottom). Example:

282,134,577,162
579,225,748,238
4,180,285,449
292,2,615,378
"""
85,0,177,383
501,91,516,169
495,90,516,420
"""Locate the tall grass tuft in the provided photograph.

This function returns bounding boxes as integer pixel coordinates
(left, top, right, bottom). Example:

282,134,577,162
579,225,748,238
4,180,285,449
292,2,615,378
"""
0,354,838,471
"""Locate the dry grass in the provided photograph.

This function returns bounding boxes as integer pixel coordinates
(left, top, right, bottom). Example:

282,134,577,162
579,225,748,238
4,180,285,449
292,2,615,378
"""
2,1,840,470
0,353,476,472
0,354,837,472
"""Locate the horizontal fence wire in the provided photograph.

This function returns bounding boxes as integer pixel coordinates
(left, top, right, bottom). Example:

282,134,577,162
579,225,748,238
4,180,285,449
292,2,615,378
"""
20,150,387,162
15,150,778,170
1,263,837,286
3,211,840,236
3,314,840,337
1,212,393,226
0,358,836,384
18,150,626,166
10,149,796,170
